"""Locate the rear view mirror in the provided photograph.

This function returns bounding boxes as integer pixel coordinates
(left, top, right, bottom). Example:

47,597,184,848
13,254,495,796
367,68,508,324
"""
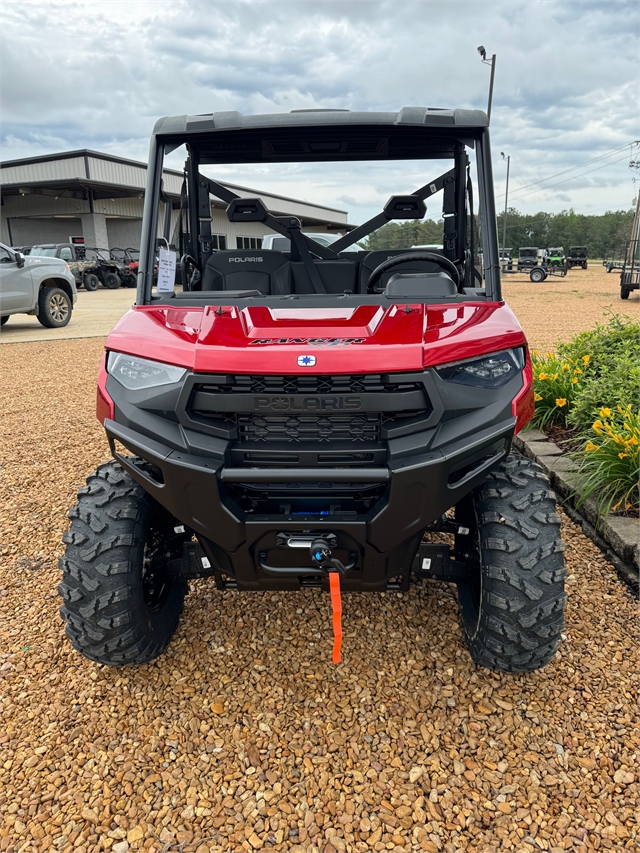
15,251,25,269
227,197,269,223
383,194,427,220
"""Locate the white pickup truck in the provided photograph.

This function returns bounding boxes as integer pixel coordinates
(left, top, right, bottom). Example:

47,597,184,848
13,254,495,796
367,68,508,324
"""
0,242,77,328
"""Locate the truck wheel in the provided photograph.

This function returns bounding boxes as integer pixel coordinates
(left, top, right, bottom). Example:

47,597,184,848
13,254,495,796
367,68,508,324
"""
37,286,72,328
530,267,546,283
103,272,121,289
621,288,630,300
83,273,100,291
58,461,187,666
0,316,8,326
582,261,587,270
454,455,566,672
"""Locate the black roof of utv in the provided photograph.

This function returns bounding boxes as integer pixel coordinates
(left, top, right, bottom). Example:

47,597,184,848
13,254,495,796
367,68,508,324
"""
154,107,489,135
152,108,489,165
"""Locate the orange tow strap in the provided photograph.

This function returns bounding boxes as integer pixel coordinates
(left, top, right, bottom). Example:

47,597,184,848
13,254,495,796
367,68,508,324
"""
329,571,343,664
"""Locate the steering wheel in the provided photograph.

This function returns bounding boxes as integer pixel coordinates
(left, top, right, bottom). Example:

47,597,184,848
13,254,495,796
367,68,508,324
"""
366,251,461,293
180,254,200,291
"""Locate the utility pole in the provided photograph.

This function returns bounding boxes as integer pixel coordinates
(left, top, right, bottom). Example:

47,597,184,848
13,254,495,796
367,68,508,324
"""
477,46,496,122
501,152,510,262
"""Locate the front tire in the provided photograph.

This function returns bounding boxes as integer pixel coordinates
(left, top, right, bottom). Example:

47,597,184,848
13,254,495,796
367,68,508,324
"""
530,267,546,283
37,286,72,327
59,461,187,666
83,273,100,291
621,288,630,300
103,271,121,289
455,455,566,672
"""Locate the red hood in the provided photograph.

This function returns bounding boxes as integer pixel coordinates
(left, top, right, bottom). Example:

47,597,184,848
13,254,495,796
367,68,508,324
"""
105,301,526,373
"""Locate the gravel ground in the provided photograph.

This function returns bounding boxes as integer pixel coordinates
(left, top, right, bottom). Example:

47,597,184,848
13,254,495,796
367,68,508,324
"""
1,329,639,853
502,266,639,353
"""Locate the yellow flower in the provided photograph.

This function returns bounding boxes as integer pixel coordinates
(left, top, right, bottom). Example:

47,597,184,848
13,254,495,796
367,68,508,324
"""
618,452,628,459
534,392,543,402
585,441,598,452
571,377,579,385
552,373,559,380
562,364,571,372
574,367,582,375
538,372,548,380
617,405,624,414
600,407,612,418
612,501,622,511
532,349,539,356
628,436,639,445
582,355,590,365
556,398,567,407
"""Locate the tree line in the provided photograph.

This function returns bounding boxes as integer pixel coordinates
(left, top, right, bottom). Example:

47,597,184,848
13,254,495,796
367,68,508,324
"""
362,208,635,258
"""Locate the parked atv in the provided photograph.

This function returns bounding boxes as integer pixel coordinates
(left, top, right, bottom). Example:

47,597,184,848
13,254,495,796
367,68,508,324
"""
547,247,566,270
567,246,588,269
517,247,539,271
109,248,139,288
60,105,566,674
30,243,102,291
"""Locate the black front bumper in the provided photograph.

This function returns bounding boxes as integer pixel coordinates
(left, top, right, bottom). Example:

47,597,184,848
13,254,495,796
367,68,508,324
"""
105,413,515,591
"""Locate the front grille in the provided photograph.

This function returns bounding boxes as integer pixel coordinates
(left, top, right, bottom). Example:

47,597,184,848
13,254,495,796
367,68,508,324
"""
239,412,381,443
186,373,432,447
198,374,423,395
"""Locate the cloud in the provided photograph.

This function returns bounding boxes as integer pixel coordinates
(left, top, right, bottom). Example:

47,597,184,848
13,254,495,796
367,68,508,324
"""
1,0,638,222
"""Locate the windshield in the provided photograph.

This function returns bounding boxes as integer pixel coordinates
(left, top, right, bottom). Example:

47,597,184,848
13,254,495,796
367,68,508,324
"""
30,246,58,257
520,249,537,257
137,121,501,302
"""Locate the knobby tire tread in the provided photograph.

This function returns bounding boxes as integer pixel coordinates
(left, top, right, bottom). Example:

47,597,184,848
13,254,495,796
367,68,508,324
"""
458,454,567,672
58,461,186,666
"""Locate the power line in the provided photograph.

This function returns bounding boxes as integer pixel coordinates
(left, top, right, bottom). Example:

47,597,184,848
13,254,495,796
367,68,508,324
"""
501,141,635,196
507,154,632,202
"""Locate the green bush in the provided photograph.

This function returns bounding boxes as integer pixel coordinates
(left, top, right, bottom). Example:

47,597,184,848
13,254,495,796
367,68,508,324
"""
530,351,586,429
530,315,640,433
530,315,640,516
573,406,640,516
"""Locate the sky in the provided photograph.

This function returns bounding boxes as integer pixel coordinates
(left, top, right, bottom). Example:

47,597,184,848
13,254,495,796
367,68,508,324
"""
1,0,639,226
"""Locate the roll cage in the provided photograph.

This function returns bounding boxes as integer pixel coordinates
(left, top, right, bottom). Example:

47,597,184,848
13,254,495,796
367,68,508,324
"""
136,108,502,304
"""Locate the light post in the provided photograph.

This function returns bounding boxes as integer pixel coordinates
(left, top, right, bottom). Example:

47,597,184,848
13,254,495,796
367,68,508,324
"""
477,46,496,123
500,152,510,265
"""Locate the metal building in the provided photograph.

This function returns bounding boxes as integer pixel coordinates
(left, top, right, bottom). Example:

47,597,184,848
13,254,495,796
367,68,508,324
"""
0,149,351,250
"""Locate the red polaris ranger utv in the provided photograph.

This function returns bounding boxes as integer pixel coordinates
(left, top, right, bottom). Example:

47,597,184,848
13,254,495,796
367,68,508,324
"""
59,107,566,672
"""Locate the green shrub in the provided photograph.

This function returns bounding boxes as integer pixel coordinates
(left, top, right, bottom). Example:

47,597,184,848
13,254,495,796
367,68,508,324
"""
573,406,640,517
530,351,586,429
530,315,640,432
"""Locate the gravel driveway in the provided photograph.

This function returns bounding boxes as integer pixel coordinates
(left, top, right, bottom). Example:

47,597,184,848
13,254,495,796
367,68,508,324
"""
1,325,639,852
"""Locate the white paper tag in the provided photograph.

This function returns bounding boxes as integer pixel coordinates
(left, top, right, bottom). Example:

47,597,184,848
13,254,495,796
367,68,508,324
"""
429,183,437,194
422,558,432,570
157,248,177,292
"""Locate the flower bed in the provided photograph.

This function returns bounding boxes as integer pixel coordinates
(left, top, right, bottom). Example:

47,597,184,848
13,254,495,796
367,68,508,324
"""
529,315,639,518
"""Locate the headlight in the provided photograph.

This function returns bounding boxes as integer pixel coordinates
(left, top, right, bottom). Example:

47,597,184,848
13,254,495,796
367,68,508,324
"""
437,348,525,389
107,352,186,390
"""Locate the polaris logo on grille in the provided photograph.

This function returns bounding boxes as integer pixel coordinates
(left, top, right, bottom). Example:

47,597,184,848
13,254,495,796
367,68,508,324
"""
254,396,362,411
249,338,366,346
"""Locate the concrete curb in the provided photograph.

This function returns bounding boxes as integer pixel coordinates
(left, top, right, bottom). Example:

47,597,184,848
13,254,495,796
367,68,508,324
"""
514,429,639,594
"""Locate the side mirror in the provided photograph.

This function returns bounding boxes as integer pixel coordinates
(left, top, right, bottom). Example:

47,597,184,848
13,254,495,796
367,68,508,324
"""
227,197,269,223
383,195,427,221
15,251,25,269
